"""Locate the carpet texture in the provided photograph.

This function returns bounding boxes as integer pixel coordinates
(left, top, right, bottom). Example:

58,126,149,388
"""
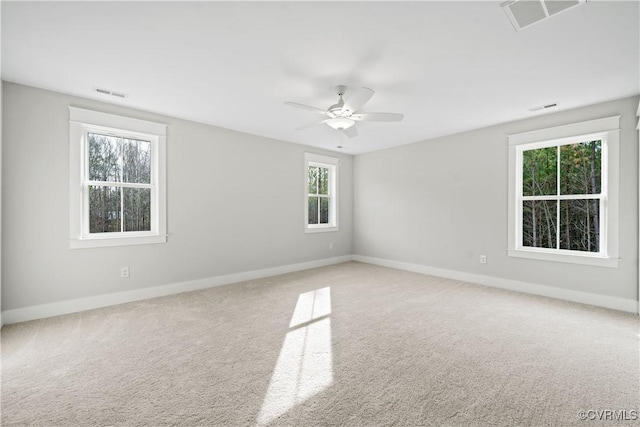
2,261,638,426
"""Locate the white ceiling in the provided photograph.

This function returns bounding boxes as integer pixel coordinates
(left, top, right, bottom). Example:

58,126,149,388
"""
2,1,638,154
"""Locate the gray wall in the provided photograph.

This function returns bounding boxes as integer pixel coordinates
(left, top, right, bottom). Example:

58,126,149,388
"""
2,82,353,311
354,96,639,301
0,12,3,321
3,81,638,313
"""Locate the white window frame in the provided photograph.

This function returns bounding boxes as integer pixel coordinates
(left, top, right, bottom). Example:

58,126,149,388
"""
304,153,338,233
69,107,167,249
508,116,620,268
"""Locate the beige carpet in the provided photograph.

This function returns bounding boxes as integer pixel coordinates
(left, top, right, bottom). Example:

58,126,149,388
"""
2,261,638,426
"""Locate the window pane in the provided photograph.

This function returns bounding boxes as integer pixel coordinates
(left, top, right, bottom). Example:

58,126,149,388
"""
319,197,329,224
124,188,151,232
308,167,318,195
522,200,557,249
308,197,318,224
559,199,600,252
318,167,329,195
522,147,557,196
89,185,121,233
123,138,151,184
88,133,121,182
559,140,601,195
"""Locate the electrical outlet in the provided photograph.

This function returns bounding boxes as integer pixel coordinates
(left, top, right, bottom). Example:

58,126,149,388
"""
120,266,130,278
479,255,487,264
329,242,334,250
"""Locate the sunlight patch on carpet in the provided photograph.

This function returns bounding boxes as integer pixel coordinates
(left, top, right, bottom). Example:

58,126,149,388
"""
289,286,331,328
257,288,333,425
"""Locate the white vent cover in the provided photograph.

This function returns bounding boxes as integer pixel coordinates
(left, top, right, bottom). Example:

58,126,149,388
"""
94,87,128,99
501,0,586,31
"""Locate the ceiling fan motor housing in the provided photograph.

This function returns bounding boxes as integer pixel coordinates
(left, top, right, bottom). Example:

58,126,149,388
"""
328,101,344,116
328,86,348,116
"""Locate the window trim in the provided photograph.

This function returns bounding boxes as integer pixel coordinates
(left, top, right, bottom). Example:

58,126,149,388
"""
304,153,338,233
69,107,167,249
507,116,620,267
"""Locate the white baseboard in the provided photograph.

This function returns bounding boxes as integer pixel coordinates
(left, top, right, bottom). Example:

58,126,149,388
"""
1,255,352,325
3,253,637,325
353,255,639,314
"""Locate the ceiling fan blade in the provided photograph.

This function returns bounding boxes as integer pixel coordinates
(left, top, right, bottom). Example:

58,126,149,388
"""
284,102,328,115
342,87,374,114
343,126,358,138
350,112,404,122
295,118,330,130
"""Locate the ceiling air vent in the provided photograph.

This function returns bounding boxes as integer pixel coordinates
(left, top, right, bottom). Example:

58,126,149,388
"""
94,87,128,99
528,102,558,112
501,0,586,31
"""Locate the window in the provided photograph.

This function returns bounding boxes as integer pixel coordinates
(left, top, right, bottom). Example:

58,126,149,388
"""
305,153,338,232
508,116,619,267
69,107,167,248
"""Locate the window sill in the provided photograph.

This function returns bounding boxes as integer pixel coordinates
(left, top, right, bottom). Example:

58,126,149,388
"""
305,226,339,234
507,249,619,268
70,234,167,249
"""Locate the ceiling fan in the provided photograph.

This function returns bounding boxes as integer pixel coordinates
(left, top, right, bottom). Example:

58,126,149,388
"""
285,85,404,138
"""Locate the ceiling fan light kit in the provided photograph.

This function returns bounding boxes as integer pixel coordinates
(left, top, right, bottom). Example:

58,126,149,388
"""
285,85,404,138
327,117,355,130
